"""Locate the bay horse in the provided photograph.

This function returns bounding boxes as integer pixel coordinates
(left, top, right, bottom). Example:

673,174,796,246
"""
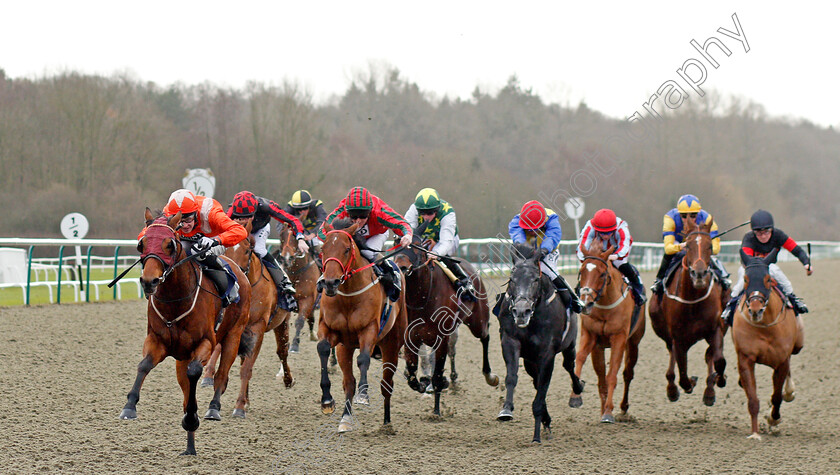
571,236,646,423
276,222,321,354
496,244,583,443
648,217,728,405
732,248,803,439
200,222,295,418
393,227,498,416
317,219,407,433
120,209,251,455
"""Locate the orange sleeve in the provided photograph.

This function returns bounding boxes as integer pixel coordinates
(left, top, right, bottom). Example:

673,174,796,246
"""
206,202,248,246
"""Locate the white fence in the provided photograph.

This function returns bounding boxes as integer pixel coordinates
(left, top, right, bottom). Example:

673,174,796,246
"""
2,237,838,306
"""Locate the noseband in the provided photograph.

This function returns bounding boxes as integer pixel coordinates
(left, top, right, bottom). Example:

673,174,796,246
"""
321,229,359,284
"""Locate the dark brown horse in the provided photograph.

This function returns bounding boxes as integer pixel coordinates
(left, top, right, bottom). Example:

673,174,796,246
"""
120,210,250,455
649,217,729,405
317,220,407,433
276,223,321,354
201,222,295,418
393,231,498,415
732,249,803,439
571,236,646,423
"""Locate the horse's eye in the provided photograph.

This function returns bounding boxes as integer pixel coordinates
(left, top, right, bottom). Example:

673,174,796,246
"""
345,247,350,255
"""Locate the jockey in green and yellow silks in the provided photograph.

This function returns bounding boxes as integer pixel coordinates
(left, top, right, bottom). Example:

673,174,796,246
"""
650,194,730,295
404,188,476,301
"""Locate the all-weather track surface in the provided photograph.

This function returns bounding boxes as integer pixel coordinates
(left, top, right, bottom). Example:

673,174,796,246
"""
1,260,839,474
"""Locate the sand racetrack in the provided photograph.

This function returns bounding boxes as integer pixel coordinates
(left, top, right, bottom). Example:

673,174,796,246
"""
1,260,839,474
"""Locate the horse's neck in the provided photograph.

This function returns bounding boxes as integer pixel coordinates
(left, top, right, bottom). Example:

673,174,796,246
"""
157,256,198,302
406,264,435,302
248,252,262,281
343,255,378,292
601,266,626,301
289,253,313,273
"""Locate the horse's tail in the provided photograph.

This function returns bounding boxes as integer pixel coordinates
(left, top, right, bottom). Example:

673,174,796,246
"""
238,328,256,358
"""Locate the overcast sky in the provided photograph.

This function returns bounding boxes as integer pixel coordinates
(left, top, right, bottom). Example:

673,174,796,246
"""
2,1,836,127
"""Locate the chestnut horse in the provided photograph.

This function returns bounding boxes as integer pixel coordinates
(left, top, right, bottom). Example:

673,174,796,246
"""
201,224,295,418
120,210,250,455
649,217,729,406
393,229,499,416
571,236,646,423
732,248,803,439
276,223,321,354
317,219,407,433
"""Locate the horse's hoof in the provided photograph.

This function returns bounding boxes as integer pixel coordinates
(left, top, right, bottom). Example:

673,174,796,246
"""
783,391,795,402
497,408,514,421
200,377,214,388
337,415,353,433
766,414,781,427
569,396,583,408
232,408,246,419
601,414,615,424
353,394,370,405
716,373,727,388
485,373,500,387
284,377,295,389
747,433,762,440
119,408,137,420
180,449,197,456
703,394,716,407
322,400,335,414
204,408,221,421
666,385,680,402
309,330,318,342
531,438,541,444
289,343,300,354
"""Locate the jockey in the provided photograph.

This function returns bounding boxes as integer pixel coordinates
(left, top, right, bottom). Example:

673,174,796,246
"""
509,200,584,313
721,209,812,324
318,186,413,301
228,191,308,313
404,187,477,301
158,189,247,307
650,194,730,295
284,189,327,254
577,208,646,306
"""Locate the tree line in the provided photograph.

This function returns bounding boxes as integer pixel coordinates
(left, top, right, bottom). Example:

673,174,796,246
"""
1,66,837,241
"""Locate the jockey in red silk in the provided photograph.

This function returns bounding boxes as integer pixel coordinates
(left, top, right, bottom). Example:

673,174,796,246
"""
228,191,307,312
508,200,584,313
721,209,813,324
577,208,646,306
140,189,248,307
404,187,477,301
651,194,730,295
319,187,413,301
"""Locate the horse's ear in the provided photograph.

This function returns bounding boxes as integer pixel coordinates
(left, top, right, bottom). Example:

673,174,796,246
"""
321,222,332,234
763,273,772,288
144,207,153,223
511,246,526,265
685,215,697,231
168,211,182,229
743,274,750,287
700,215,712,232
347,222,360,235
764,248,779,265
603,245,616,258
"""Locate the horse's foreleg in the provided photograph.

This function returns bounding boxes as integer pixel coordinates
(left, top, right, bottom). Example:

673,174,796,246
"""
447,327,459,383
620,336,640,414
336,344,357,432
665,342,679,401
432,342,449,416
275,317,294,388
768,359,790,427
201,343,221,388
531,357,555,443
205,331,241,421
497,334,521,421
480,334,499,387
562,345,584,405
317,338,335,413
674,341,696,394
176,358,205,456
354,345,372,406
403,343,423,393
712,326,727,388
120,336,167,420
291,313,305,353
233,330,265,418
591,345,609,419
380,339,400,427
602,333,628,423
570,329,596,407
737,352,761,439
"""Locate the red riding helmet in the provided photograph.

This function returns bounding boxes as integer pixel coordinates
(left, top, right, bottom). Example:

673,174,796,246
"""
591,208,617,232
229,191,258,218
164,189,199,216
345,187,374,210
519,200,548,230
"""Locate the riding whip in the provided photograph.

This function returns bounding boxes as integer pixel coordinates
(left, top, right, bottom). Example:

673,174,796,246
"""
107,258,141,288
715,221,751,239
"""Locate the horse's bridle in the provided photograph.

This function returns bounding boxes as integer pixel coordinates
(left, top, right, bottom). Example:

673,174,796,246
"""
578,255,612,304
682,230,713,274
743,263,771,315
321,229,360,284
140,223,184,284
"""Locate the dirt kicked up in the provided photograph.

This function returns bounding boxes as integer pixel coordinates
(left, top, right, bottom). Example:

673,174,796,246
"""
1,261,839,474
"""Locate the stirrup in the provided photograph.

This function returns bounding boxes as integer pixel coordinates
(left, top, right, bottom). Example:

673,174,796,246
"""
650,279,664,295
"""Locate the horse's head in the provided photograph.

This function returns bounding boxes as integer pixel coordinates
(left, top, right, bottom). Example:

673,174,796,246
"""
225,234,254,272
507,243,545,328
393,221,430,274
577,235,615,315
277,223,300,268
138,208,183,296
742,248,779,322
684,216,713,288
319,219,362,296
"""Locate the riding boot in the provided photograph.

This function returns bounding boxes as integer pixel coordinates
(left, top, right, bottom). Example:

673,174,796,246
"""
720,294,740,326
786,292,808,315
651,253,675,295
374,260,401,302
310,244,323,271
551,276,584,313
199,255,239,308
262,254,299,312
618,262,646,306
711,257,732,291
442,259,477,302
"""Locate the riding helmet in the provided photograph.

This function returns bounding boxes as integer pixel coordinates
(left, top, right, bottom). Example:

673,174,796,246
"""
750,209,774,230
289,190,313,209
519,201,548,230
591,208,618,232
677,194,702,213
164,189,199,216
414,188,442,212
229,191,258,218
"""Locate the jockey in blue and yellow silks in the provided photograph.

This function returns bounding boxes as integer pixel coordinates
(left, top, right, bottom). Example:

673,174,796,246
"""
650,194,730,295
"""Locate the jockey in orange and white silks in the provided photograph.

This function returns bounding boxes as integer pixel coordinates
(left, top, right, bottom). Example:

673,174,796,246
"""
577,208,646,306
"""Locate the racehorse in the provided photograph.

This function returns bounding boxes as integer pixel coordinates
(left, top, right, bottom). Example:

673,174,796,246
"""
495,244,583,443
393,226,498,416
732,248,803,439
317,219,407,433
571,236,646,423
200,222,295,418
276,222,321,354
120,209,251,455
648,217,728,405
